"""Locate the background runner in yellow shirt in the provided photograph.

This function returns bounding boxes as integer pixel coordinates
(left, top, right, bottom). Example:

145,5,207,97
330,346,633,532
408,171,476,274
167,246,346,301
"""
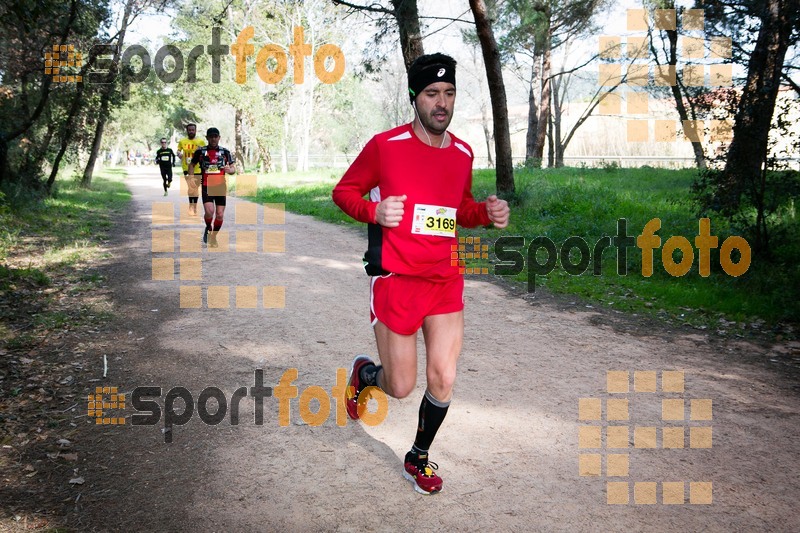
177,123,206,215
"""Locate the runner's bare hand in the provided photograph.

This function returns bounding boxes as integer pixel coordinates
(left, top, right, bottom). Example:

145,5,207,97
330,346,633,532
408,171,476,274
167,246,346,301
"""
376,195,407,227
486,195,510,229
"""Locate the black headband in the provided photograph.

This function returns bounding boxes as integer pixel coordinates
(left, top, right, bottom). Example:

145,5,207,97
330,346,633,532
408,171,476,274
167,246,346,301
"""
408,64,456,102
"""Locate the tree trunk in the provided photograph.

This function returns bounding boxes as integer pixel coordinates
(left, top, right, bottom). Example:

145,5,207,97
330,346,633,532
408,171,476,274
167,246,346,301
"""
469,0,514,196
481,102,494,168
19,115,57,186
281,113,289,173
81,0,134,188
235,108,245,171
665,25,706,169
525,72,538,165
46,89,85,193
391,0,424,70
533,28,552,161
723,0,793,206
81,93,111,187
257,139,272,172
525,48,542,166
553,79,564,168
547,107,554,168
477,64,494,167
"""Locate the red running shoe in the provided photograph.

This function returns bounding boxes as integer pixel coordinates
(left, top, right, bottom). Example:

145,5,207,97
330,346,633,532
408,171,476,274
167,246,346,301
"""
403,451,443,494
345,355,374,420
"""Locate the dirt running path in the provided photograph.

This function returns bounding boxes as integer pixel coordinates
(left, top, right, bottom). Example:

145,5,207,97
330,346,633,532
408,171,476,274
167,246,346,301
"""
74,167,799,531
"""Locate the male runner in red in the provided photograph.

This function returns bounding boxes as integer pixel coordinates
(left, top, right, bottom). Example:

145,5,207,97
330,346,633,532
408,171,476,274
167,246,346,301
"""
187,127,236,248
332,53,510,495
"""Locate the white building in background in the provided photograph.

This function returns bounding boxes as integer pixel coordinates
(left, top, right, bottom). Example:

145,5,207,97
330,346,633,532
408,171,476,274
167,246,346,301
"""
462,85,800,170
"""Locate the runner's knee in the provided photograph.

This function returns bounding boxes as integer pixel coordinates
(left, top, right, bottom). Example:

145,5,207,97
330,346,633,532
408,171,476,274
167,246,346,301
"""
426,365,456,398
384,371,415,399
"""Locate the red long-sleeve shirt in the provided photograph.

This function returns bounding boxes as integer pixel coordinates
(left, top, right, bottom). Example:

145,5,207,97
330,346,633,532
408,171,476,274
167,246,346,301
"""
332,124,490,281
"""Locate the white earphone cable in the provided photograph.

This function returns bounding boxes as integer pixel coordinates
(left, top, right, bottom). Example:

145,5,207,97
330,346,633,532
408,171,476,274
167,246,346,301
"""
413,101,447,148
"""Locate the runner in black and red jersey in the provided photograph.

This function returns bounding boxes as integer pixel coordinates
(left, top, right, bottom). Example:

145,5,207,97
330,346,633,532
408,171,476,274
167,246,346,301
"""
155,138,175,196
332,53,510,495
187,127,236,248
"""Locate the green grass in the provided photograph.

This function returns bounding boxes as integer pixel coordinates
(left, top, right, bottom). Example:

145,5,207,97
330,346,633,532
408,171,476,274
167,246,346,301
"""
248,166,798,332
0,168,131,349
251,170,355,225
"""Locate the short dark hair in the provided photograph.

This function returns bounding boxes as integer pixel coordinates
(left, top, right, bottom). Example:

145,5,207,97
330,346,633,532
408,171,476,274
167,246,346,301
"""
186,123,196,129
160,138,167,142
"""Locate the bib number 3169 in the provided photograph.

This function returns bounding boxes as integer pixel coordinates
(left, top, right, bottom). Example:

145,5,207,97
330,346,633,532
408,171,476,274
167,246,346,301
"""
412,204,457,237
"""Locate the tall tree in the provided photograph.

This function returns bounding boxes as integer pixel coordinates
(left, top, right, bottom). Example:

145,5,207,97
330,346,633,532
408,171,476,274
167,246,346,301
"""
331,0,424,69
702,0,800,255
723,0,798,190
81,0,137,188
0,0,108,191
498,0,604,167
469,0,514,196
645,1,708,169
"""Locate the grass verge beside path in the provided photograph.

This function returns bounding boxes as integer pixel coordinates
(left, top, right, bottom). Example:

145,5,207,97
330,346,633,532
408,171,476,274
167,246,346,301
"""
250,167,797,339
0,168,131,529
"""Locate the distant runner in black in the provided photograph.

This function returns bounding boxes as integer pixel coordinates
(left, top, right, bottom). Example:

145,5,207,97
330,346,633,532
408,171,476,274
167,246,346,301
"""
156,138,176,196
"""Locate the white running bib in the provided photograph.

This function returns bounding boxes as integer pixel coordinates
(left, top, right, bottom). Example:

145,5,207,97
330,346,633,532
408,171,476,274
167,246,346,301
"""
411,204,457,237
